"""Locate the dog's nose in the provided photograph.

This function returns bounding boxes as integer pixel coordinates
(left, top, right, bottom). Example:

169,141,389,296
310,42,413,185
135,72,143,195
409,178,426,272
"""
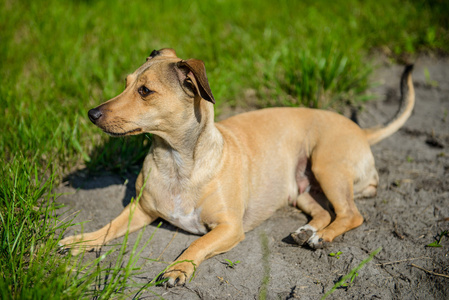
88,108,103,124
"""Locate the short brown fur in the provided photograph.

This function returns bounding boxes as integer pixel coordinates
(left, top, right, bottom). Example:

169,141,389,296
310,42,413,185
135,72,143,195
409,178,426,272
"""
60,49,414,287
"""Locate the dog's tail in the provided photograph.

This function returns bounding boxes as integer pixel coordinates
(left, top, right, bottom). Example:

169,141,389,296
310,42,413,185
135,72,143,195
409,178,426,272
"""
363,65,415,145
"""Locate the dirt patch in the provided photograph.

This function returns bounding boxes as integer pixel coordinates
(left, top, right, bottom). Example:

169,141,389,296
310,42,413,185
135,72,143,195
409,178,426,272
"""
57,56,449,299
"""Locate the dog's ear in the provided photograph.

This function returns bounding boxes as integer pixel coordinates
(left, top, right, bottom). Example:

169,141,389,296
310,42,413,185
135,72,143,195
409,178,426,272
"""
147,48,178,61
176,59,215,104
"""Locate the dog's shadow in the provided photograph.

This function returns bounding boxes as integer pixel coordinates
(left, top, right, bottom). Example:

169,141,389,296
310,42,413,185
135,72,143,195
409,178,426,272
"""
64,170,138,207
62,168,183,234
61,135,182,232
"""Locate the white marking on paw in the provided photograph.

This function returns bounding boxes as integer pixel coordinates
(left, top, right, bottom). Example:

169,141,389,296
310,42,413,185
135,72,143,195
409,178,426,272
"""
308,234,321,246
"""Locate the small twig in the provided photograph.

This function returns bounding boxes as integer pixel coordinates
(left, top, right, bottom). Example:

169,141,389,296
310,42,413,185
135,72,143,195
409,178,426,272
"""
376,256,432,266
157,230,178,261
393,222,405,240
411,264,449,279
55,210,81,227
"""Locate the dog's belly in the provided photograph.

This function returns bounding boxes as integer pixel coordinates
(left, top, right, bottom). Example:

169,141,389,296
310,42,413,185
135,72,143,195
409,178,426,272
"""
241,169,302,231
241,150,314,232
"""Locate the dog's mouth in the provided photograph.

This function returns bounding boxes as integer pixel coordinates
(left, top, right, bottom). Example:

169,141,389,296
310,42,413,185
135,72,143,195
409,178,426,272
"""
103,128,143,137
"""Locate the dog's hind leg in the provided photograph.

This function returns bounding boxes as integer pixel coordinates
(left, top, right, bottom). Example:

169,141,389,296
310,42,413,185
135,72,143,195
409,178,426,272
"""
308,166,364,249
290,193,332,246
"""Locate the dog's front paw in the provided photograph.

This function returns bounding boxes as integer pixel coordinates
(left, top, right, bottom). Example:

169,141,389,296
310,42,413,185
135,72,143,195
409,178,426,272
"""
59,234,100,256
158,261,196,288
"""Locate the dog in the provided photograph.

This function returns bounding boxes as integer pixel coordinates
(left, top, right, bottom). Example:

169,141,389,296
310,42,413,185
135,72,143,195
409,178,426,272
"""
60,48,414,287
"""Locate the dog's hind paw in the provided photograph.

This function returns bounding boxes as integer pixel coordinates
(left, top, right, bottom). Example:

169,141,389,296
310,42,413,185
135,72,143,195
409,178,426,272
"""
290,230,313,246
291,224,316,246
291,225,331,249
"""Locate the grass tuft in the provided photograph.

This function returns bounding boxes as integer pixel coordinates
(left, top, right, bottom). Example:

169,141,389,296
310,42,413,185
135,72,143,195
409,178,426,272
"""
258,231,271,300
321,247,382,299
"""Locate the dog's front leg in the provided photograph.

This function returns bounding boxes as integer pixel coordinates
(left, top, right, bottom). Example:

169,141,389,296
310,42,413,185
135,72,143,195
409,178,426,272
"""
160,222,245,287
60,201,155,255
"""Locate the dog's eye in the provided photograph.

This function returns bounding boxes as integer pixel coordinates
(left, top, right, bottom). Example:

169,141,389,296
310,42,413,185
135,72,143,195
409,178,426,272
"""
138,86,153,97
184,78,196,91
185,78,194,86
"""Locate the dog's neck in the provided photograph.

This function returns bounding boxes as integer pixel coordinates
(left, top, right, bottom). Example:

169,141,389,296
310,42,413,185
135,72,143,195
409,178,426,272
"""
150,100,223,183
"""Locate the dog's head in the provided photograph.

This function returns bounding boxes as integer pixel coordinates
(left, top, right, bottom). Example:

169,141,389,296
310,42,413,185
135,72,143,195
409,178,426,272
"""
87,48,215,137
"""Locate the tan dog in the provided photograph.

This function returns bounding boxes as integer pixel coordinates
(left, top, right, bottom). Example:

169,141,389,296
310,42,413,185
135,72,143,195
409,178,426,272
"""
60,48,414,287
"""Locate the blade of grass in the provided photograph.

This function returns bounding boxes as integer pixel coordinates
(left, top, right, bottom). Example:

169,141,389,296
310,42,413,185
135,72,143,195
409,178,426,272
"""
321,247,382,299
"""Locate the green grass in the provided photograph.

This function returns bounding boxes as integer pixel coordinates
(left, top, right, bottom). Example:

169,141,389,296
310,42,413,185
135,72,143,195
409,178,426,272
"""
426,230,448,247
1,0,448,298
223,258,241,269
321,247,382,299
258,231,271,300
86,135,151,175
0,160,165,299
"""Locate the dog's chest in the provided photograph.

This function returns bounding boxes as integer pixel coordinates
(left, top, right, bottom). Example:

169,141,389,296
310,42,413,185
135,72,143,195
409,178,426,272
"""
165,195,207,235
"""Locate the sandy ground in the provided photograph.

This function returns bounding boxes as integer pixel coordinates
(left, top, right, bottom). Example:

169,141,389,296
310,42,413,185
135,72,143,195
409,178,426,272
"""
57,56,449,299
